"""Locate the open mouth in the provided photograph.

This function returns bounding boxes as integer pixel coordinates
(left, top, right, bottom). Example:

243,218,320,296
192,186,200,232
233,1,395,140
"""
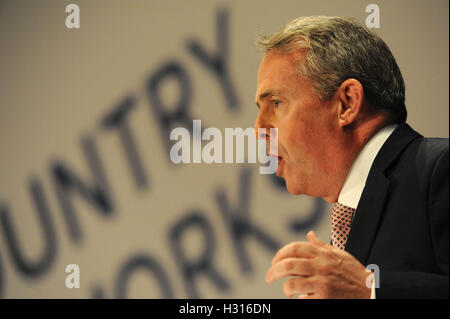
268,148,284,176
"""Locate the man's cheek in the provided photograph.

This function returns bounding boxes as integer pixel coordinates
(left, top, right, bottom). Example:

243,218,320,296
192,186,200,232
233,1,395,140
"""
285,131,303,150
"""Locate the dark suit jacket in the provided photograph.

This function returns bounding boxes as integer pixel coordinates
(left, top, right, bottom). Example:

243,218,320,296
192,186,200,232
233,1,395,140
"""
345,123,449,299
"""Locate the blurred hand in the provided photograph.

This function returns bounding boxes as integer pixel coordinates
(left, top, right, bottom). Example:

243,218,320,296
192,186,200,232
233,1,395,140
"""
266,231,372,299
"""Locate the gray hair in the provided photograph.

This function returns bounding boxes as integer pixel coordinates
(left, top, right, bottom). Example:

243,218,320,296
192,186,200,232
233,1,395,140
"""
257,16,406,124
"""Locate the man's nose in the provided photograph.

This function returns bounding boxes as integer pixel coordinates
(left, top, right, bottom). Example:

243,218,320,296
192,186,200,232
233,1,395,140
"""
254,111,270,140
254,111,272,140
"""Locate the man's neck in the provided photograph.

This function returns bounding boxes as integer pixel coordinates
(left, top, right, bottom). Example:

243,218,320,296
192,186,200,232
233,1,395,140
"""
324,115,390,203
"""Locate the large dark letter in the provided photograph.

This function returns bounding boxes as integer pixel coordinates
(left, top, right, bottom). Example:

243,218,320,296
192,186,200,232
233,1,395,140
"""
51,135,113,243
269,175,327,232
215,167,281,274
0,178,57,278
115,254,173,299
288,198,327,233
169,212,229,298
187,9,239,110
102,95,149,189
147,61,196,157
90,284,105,299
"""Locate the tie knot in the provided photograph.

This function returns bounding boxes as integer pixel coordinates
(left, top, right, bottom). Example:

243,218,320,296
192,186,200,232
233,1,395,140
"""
331,203,356,250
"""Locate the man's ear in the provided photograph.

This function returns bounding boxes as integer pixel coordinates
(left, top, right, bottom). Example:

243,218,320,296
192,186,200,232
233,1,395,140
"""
336,79,364,127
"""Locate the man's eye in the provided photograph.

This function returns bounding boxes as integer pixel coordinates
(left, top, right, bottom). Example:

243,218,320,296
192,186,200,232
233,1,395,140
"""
273,100,281,108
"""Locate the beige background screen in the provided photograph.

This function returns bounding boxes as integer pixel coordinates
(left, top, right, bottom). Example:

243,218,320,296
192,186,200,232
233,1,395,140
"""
0,0,448,298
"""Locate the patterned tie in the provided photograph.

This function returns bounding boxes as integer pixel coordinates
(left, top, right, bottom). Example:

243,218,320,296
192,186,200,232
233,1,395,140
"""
331,203,356,250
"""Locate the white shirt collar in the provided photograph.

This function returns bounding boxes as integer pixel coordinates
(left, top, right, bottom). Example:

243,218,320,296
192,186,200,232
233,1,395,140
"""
337,124,398,209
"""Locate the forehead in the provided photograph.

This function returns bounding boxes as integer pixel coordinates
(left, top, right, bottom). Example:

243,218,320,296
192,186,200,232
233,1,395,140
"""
256,50,304,101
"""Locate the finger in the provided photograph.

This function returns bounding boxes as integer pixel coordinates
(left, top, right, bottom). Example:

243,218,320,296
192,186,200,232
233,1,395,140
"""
307,230,327,247
271,241,319,265
283,277,315,298
296,293,315,299
266,258,314,283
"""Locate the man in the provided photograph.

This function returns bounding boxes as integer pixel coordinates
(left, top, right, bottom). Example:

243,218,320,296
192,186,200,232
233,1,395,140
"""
254,16,448,299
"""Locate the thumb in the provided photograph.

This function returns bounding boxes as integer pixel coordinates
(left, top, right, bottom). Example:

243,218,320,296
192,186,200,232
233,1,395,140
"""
307,230,326,247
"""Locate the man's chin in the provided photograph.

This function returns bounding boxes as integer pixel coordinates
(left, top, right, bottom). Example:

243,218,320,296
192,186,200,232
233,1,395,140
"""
284,178,303,195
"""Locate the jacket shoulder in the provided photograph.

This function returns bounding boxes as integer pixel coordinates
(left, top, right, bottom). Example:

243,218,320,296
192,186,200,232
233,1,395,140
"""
415,137,449,186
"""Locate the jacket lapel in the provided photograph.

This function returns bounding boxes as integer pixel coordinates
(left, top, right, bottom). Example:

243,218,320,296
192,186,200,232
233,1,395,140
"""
344,123,422,265
345,169,389,265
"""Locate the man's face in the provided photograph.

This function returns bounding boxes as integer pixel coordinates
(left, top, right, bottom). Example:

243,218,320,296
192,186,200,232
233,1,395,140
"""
255,50,339,198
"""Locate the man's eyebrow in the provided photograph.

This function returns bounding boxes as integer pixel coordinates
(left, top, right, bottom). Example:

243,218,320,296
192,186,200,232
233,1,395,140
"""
255,91,271,109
